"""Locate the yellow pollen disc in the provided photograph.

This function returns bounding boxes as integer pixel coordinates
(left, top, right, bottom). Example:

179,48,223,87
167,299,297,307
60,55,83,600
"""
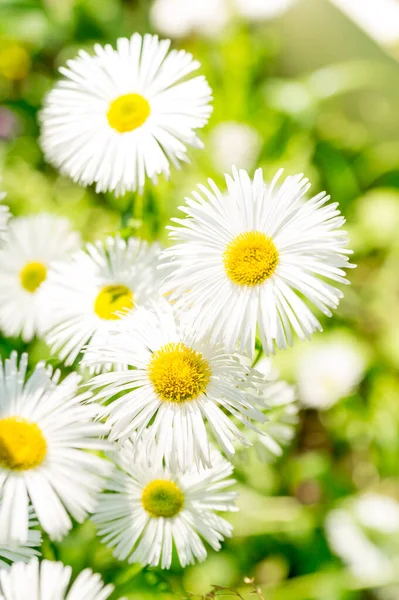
148,342,211,403
107,93,150,133
0,43,31,81
94,284,134,320
0,417,47,471
223,230,279,286
142,479,184,518
20,261,47,293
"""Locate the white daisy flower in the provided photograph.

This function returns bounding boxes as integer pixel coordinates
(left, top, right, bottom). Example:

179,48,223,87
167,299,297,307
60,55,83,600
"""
162,167,354,356
0,558,114,600
40,33,213,195
0,185,10,244
42,236,162,367
93,438,237,569
0,352,111,543
0,510,41,568
84,301,266,470
0,214,80,342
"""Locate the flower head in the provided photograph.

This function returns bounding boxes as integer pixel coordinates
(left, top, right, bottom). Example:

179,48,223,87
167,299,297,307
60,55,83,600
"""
0,352,110,543
296,336,366,409
326,493,399,584
84,301,266,470
42,236,162,367
0,214,80,341
40,33,212,195
162,167,354,355
0,558,114,600
93,438,237,569
151,0,229,39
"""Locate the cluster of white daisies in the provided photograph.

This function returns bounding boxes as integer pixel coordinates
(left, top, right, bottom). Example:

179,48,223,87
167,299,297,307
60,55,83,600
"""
0,32,352,599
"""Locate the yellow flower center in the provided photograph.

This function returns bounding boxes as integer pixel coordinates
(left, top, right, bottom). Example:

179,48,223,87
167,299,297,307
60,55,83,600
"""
94,284,134,320
0,43,31,81
20,261,47,293
148,342,211,403
223,231,279,286
142,479,184,518
0,417,47,471
107,93,151,133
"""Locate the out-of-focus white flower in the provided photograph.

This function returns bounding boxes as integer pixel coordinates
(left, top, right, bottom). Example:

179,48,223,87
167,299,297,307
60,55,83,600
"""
151,0,229,39
234,0,296,21
297,337,366,409
326,493,399,585
209,122,262,173
331,0,399,46
355,494,399,534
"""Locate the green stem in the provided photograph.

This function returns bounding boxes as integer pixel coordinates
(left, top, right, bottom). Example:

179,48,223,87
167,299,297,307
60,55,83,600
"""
252,346,263,368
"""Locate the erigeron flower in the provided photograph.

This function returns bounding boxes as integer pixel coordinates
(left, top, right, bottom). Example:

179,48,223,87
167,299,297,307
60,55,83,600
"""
0,558,114,600
297,337,366,409
162,167,353,356
0,510,41,568
0,352,110,543
0,214,80,341
84,301,266,470
326,493,399,584
93,438,237,569
40,33,212,195
42,236,162,367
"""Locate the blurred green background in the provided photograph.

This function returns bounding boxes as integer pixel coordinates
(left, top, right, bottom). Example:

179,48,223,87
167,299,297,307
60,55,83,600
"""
1,0,399,598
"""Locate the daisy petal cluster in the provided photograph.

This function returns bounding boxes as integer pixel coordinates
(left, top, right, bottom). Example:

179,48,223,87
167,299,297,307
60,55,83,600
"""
42,235,162,366
93,436,236,569
162,167,354,355
243,357,298,461
0,510,41,568
0,559,115,600
0,214,80,341
0,352,111,542
84,301,266,470
0,22,356,588
40,33,213,195
326,493,399,584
